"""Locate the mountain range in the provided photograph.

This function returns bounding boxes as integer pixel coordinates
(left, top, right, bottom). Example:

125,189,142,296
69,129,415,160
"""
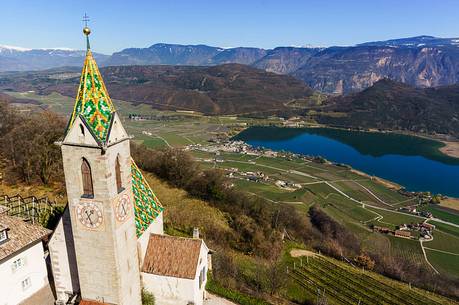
0,45,108,71
1,35,459,93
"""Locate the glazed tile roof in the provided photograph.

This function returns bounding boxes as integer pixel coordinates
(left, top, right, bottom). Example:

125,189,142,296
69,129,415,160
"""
142,234,202,279
66,49,115,143
131,159,164,237
67,32,163,236
0,215,51,261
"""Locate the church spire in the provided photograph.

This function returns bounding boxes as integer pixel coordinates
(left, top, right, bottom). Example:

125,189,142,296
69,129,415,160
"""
66,20,116,144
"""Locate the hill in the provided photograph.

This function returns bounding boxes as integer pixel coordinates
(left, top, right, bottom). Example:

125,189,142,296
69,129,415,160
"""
0,64,313,115
316,79,459,137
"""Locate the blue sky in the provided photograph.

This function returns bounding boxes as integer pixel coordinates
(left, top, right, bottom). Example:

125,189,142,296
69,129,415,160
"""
1,0,459,54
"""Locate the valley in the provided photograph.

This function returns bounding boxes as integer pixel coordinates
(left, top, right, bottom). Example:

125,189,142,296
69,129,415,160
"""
4,90,459,292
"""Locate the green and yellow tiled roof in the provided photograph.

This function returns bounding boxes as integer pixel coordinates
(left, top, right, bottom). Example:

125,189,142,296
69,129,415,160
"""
67,49,115,143
131,159,164,237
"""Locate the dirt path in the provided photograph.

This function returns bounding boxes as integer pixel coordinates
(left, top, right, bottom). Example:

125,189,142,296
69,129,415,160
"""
420,239,440,274
204,293,239,305
290,249,320,257
353,181,393,207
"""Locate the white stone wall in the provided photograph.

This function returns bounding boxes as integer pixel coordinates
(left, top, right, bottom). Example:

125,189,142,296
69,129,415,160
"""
61,116,141,305
0,242,48,305
48,208,80,303
142,240,209,305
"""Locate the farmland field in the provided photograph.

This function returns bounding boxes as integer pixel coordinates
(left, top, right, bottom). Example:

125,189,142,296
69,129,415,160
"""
429,220,459,236
421,205,459,225
286,252,456,305
425,249,459,279
358,179,411,205
388,236,427,267
366,207,423,227
425,230,459,254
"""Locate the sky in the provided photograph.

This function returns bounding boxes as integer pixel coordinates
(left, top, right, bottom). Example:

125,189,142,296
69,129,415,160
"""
1,0,459,54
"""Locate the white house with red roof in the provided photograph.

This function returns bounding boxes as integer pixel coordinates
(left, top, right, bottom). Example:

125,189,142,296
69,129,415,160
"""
0,215,51,305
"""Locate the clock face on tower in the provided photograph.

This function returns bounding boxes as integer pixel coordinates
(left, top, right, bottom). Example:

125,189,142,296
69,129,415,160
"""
115,193,131,222
76,202,103,229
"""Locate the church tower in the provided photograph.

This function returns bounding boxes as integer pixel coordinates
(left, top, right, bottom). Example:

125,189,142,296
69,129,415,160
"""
60,25,142,305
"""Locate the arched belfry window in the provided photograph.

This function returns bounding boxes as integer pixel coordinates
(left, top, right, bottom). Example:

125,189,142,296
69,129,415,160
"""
115,155,123,193
81,158,94,198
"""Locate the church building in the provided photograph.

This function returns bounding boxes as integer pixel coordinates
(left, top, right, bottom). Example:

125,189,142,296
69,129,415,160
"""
48,25,210,305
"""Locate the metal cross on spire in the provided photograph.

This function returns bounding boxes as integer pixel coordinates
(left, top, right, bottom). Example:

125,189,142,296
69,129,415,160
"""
82,13,90,27
82,13,91,50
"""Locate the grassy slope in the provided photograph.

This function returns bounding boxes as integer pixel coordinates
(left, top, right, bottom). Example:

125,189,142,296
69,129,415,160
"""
284,243,457,305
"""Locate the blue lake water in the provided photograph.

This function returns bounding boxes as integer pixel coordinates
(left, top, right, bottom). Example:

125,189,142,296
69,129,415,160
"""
234,127,459,198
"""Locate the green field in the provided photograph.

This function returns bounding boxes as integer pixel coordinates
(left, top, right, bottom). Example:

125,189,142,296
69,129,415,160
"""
366,207,423,227
358,179,410,205
420,205,459,225
429,220,459,236
426,249,459,279
425,230,459,254
287,254,456,305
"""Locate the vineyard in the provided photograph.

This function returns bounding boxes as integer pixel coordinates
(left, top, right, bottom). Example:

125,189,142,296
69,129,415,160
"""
287,254,457,305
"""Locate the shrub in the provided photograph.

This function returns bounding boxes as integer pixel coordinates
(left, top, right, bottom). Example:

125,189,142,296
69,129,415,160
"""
141,288,155,305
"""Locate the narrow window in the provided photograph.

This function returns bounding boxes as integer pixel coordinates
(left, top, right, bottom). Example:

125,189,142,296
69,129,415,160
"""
115,155,123,193
21,277,31,291
79,124,85,136
81,158,94,198
11,258,26,272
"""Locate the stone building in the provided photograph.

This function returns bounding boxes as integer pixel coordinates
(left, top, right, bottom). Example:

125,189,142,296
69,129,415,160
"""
48,26,209,305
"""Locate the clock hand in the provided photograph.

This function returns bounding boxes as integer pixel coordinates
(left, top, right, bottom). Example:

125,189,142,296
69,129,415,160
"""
121,203,127,216
85,210,94,225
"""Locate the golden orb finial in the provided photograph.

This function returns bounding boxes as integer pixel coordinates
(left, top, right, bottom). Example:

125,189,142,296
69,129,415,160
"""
83,26,91,36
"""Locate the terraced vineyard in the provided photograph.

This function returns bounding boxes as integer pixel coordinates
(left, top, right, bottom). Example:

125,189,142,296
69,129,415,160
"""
288,255,457,305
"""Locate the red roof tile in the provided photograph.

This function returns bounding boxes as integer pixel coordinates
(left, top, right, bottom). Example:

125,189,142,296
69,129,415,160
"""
142,234,203,279
0,215,51,261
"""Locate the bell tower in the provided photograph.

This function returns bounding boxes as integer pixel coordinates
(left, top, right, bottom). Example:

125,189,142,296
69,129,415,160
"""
60,23,141,305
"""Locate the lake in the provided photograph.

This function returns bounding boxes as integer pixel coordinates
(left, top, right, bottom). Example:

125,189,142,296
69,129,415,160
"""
234,127,459,198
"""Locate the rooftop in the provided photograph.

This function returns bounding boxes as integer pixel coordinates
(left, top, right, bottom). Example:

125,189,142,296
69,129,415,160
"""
142,234,203,279
66,31,115,144
0,215,51,261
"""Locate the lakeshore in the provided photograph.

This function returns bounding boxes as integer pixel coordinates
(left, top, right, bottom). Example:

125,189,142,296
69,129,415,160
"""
440,141,459,159
234,126,459,198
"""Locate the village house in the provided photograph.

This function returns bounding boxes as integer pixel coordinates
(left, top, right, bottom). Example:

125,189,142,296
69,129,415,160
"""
394,230,412,239
0,215,51,305
142,233,209,305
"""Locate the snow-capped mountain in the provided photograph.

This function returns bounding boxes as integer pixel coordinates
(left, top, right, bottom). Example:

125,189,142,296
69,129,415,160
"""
0,45,109,71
